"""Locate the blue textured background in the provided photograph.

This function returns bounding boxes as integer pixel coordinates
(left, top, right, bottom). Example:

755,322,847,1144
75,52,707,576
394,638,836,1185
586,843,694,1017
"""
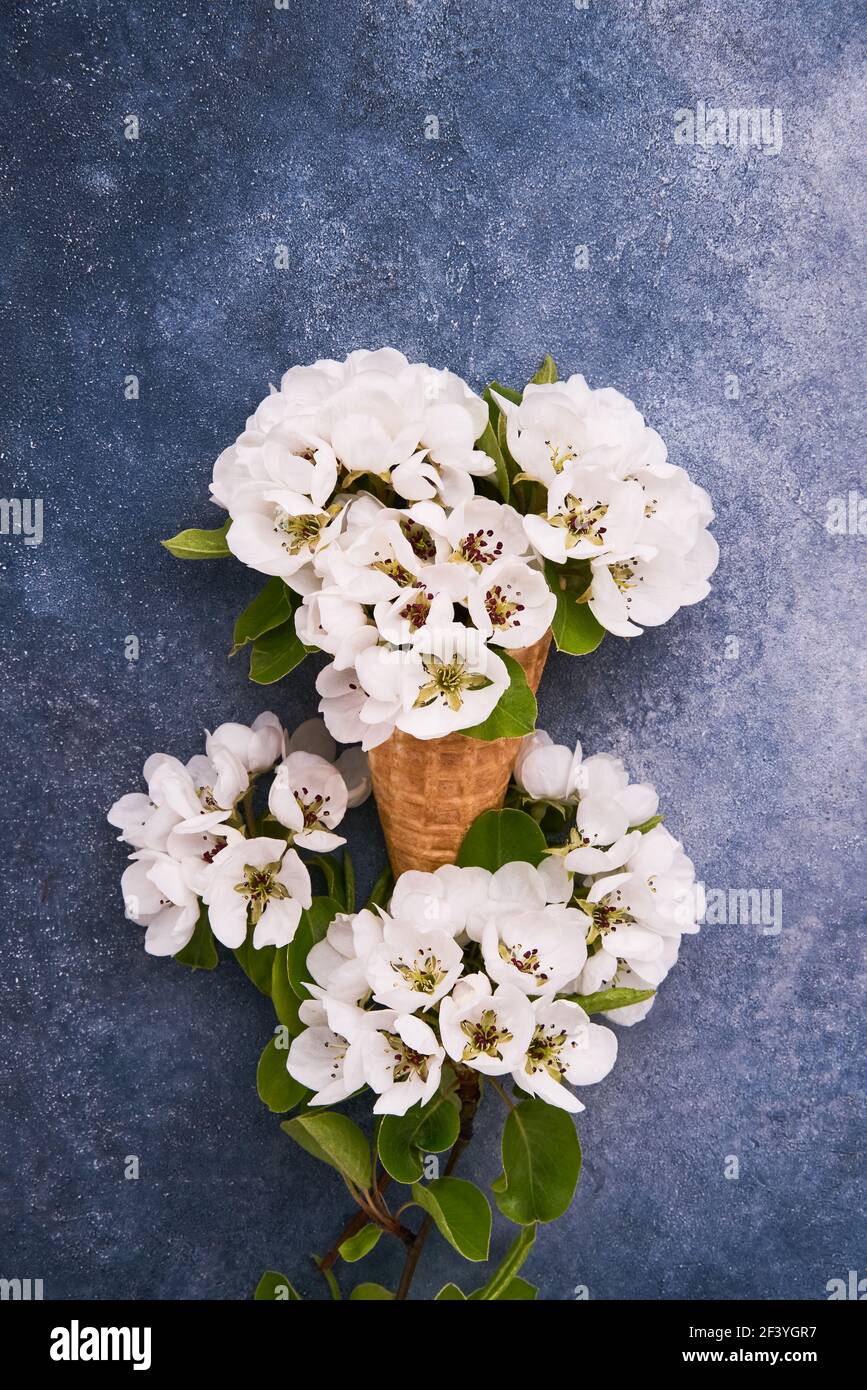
1,0,864,1301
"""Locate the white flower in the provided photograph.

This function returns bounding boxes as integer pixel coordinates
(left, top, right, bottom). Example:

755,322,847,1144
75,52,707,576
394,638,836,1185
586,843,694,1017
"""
202,837,312,950
206,712,285,774
372,584,455,645
364,917,464,1012
227,493,343,585
467,558,556,648
439,977,535,1075
389,864,492,939
356,1012,446,1116
396,623,510,739
481,907,587,997
524,465,646,564
563,753,658,872
588,549,689,637
286,1024,354,1106
268,751,349,851
464,861,550,942
316,662,396,752
294,589,375,669
574,873,664,979
625,825,701,936
513,998,618,1112
285,717,371,806
514,731,584,803
417,497,529,571
305,909,384,1004
121,850,201,957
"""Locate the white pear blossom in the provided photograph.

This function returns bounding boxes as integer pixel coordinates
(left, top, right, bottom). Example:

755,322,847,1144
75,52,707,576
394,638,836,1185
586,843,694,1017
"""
481,907,588,997
514,999,618,1112
439,977,535,1075
206,712,285,774
203,837,312,950
514,731,584,804
523,465,646,564
574,874,664,980
364,917,464,1012
285,717,371,807
390,864,492,939
467,558,556,648
356,1013,446,1116
268,751,349,851
305,909,384,1004
121,850,201,957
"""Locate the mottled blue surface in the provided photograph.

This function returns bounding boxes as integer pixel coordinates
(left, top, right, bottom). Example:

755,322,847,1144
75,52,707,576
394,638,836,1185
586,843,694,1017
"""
1,0,864,1301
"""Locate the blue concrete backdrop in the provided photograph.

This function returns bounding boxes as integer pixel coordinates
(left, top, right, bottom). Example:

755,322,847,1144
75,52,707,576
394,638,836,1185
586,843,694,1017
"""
1,0,864,1301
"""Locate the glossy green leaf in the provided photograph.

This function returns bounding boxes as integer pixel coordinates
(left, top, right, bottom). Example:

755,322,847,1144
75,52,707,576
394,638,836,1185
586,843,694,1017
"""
310,854,344,906
530,354,558,385
435,1283,467,1300
281,1112,372,1190
474,1275,537,1300
486,380,523,407
173,905,218,971
462,652,537,740
286,897,342,999
365,864,394,911
476,421,510,502
234,927,275,997
256,1033,307,1114
271,946,303,1032
231,577,293,656
162,520,231,560
253,1270,301,1300
630,813,664,835
472,1225,536,1300
457,808,547,872
410,1177,492,1262
378,1089,461,1184
350,1283,393,1300
494,1100,582,1226
339,1224,383,1263
566,987,655,1015
249,617,308,684
544,561,605,656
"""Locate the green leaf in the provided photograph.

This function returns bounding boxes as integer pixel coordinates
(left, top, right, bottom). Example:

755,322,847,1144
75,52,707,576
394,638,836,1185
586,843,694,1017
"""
435,1283,467,1300
410,1177,492,1262
286,897,342,1000
231,577,293,656
234,926,275,997
281,1112,372,1190
257,1033,307,1114
566,987,655,1015
545,561,605,656
487,380,523,407
457,808,547,872
475,421,510,503
271,946,303,1032
343,850,356,913
365,864,394,911
249,617,308,685
462,651,537,740
310,854,344,906
161,520,231,560
339,1224,383,1263
173,904,218,971
350,1283,393,1300
253,1270,301,1300
530,354,558,385
630,813,664,835
472,1225,536,1300
378,1089,461,1185
473,1275,537,1300
494,1100,582,1226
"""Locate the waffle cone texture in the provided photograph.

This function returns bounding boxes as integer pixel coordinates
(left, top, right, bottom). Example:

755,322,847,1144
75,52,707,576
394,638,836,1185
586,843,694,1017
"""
368,629,553,877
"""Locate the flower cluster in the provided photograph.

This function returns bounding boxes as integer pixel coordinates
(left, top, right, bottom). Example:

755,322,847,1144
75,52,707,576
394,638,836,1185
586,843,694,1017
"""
302,492,556,746
494,374,718,637
167,351,717,742
286,731,700,1117
107,715,370,956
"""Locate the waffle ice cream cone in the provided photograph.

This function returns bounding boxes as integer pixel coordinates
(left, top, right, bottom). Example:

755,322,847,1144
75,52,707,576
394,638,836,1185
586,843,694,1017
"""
368,630,552,876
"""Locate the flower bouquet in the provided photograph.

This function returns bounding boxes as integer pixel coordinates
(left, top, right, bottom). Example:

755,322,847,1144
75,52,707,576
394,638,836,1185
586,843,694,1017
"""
163,350,717,871
109,714,701,1301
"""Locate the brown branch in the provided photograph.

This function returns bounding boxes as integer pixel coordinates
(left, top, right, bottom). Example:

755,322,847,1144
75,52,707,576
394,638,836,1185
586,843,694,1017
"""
318,1173,393,1272
395,1071,481,1301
